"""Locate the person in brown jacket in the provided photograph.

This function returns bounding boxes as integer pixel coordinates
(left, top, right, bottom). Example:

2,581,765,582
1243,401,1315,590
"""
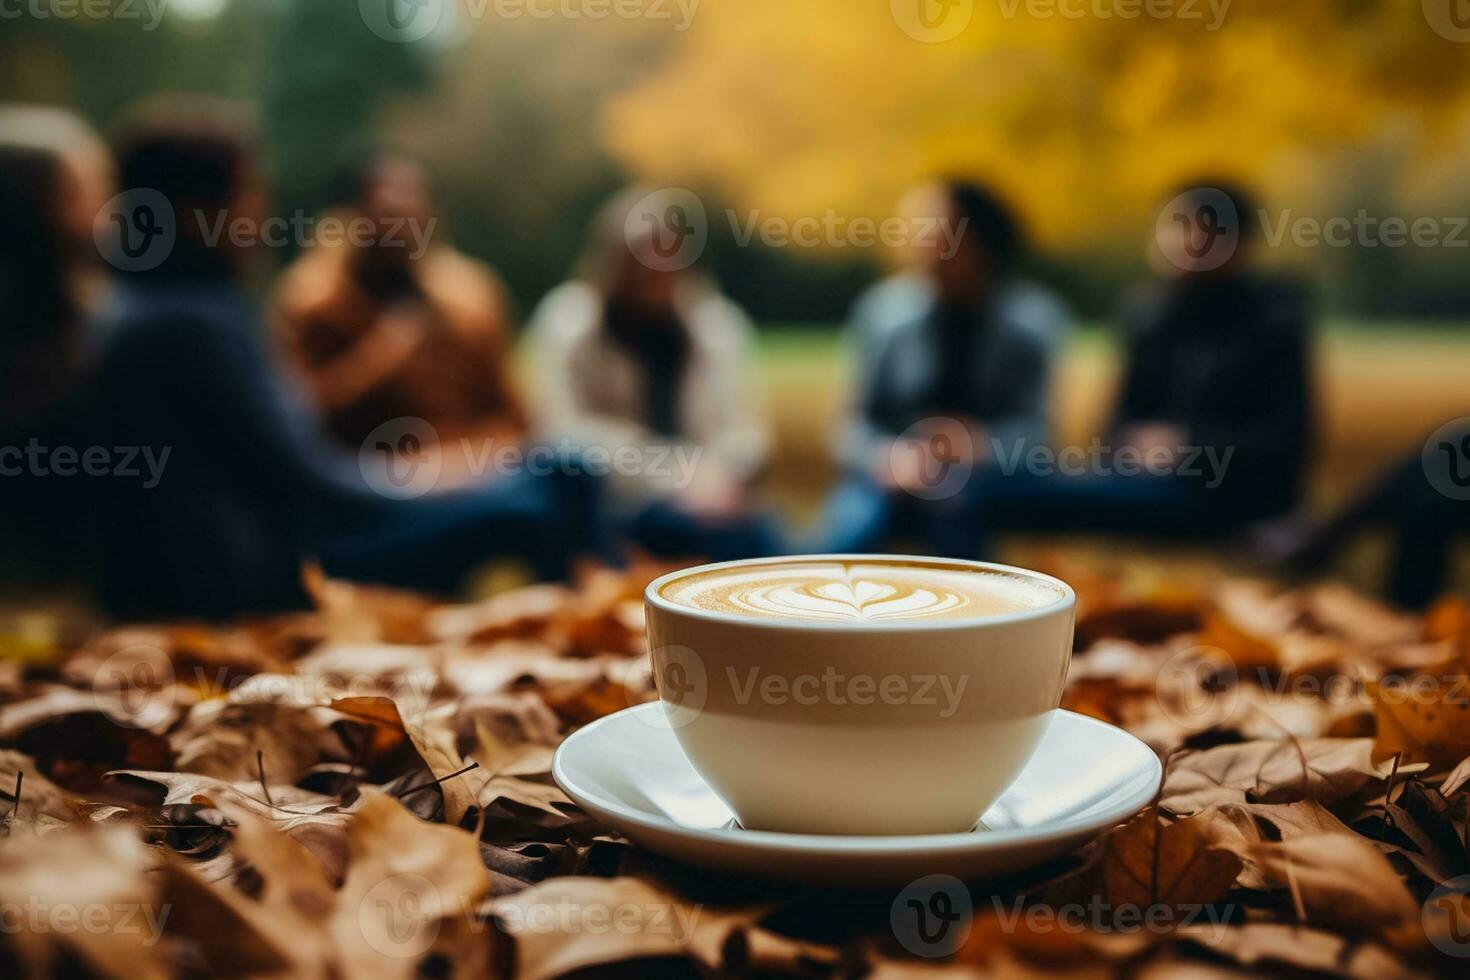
272,151,526,459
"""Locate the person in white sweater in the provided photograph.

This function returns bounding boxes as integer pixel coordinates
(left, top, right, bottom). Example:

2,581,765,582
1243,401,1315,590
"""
527,188,784,560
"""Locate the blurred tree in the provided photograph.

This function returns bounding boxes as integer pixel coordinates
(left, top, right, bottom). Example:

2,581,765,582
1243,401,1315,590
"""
604,1,1470,291
264,0,433,221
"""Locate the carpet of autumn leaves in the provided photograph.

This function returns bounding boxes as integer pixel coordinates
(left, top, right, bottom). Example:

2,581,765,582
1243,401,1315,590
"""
3,558,1470,979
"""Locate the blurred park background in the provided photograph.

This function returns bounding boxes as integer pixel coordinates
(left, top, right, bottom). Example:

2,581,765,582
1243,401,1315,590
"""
4,0,1469,541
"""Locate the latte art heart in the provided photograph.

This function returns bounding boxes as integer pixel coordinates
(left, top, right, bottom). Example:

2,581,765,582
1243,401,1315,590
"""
660,560,1060,624
731,578,970,622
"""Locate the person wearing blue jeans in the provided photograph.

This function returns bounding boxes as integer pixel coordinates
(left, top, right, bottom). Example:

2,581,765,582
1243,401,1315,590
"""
1259,422,1469,610
819,180,1068,557
90,99,599,618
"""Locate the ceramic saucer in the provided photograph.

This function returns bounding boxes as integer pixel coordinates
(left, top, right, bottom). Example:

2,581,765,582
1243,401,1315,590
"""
552,705,1162,887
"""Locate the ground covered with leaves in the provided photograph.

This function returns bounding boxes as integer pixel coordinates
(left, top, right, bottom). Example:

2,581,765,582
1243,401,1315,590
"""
2,559,1470,978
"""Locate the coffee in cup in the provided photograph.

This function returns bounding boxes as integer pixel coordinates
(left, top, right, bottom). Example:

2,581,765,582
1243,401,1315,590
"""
644,556,1075,836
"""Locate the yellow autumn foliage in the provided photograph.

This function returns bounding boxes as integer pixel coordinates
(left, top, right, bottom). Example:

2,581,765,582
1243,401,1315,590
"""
602,0,1470,250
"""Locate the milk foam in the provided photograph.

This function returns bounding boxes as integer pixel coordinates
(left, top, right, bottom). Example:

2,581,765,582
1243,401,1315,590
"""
659,561,1060,623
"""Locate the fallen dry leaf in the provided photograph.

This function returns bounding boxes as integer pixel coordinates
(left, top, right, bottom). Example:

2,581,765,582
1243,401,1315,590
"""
1243,832,1419,933
1162,739,1411,816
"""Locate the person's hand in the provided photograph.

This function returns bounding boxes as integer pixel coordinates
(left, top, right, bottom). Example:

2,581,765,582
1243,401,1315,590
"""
877,418,989,494
677,463,747,521
1120,423,1187,467
364,305,431,378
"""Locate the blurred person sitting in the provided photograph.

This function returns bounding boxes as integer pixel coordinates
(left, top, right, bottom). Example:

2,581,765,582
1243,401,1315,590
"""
1256,421,1469,610
272,150,526,454
91,98,596,618
528,187,782,562
0,106,113,579
967,181,1315,548
817,180,1069,557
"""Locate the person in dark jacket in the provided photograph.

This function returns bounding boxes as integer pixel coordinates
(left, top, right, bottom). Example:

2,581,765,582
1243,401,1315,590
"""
960,182,1314,547
91,98,596,618
1255,420,1469,610
0,107,113,583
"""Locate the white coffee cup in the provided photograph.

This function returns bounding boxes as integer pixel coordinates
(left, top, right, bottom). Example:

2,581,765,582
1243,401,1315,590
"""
644,555,1076,836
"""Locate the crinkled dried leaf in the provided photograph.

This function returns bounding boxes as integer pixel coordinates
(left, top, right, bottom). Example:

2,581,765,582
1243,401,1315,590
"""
154,852,307,977
1177,921,1422,980
467,723,572,818
1424,597,1470,646
1,749,80,834
1244,833,1418,933
1163,739,1412,816
1,686,174,792
1074,597,1204,652
1047,808,1241,916
0,824,171,980
1306,584,1422,647
491,875,796,980
956,908,1163,973
331,696,481,825
304,563,437,644
1197,610,1280,674
331,792,496,980
1369,648,1470,768
1439,755,1470,798
428,585,574,643
171,695,352,785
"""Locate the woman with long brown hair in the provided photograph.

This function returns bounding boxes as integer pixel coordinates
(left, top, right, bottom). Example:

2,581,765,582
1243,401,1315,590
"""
0,106,112,579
